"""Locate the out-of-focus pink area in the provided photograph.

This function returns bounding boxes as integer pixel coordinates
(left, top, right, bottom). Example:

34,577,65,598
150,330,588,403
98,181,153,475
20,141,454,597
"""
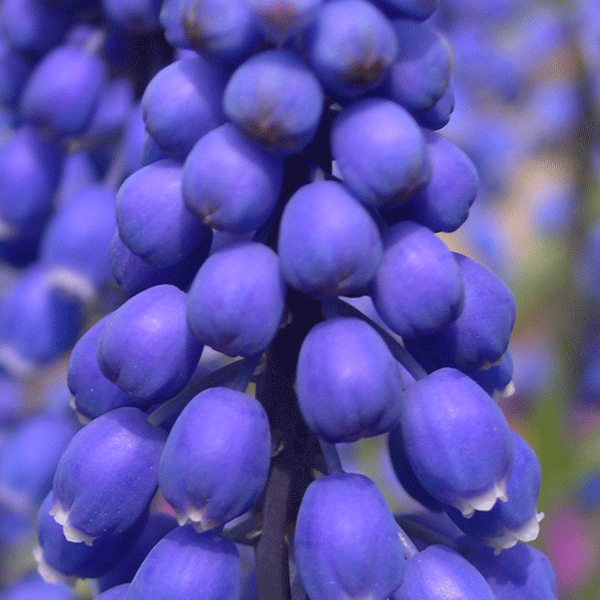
543,504,599,596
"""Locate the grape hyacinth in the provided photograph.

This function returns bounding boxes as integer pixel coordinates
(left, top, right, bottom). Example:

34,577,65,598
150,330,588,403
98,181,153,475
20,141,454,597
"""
0,0,562,599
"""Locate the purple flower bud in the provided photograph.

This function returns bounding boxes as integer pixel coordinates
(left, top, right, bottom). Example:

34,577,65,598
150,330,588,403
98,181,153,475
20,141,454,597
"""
380,131,478,234
294,473,405,600
296,317,402,443
187,241,286,357
370,221,464,339
116,159,212,269
384,19,451,113
0,413,78,513
331,98,430,207
223,50,324,155
124,526,242,600
250,0,321,44
97,285,203,401
159,387,270,530
68,318,143,422
277,180,383,299
400,368,513,517
466,542,558,600
141,56,227,160
176,0,262,66
304,0,398,99
51,407,166,545
392,545,495,600
444,431,543,551
405,253,516,373
0,124,63,230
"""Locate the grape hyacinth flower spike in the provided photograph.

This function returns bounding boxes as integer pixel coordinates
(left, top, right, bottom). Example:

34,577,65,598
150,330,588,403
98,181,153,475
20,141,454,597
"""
159,386,271,531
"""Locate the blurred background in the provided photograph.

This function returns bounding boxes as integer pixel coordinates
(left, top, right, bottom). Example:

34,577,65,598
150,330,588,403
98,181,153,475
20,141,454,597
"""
1,0,600,598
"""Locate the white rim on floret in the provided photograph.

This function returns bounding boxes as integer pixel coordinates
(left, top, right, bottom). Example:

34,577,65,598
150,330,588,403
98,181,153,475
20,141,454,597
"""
479,354,506,371
45,266,96,303
177,505,219,533
32,545,78,587
486,510,545,555
492,380,516,402
69,396,92,425
455,479,509,518
50,499,96,546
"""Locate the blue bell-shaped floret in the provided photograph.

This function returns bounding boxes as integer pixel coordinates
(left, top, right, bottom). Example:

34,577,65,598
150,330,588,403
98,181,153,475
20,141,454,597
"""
294,473,405,600
67,317,142,422
97,284,204,402
116,159,212,269
399,367,513,517
370,220,465,339
444,430,543,551
20,43,106,136
296,317,402,443
277,180,383,299
159,386,270,531
465,542,558,600
380,131,478,234
404,253,516,372
223,50,324,155
124,526,242,600
51,407,165,545
142,55,227,159
391,544,495,600
187,241,286,357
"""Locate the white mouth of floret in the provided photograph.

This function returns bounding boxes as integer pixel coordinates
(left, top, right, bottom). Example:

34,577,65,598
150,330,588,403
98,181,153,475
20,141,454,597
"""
50,498,97,546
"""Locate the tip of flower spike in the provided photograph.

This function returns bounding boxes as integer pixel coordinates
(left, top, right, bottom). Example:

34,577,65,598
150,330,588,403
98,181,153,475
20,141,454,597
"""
456,479,509,518
32,545,77,587
176,506,219,532
50,499,96,546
